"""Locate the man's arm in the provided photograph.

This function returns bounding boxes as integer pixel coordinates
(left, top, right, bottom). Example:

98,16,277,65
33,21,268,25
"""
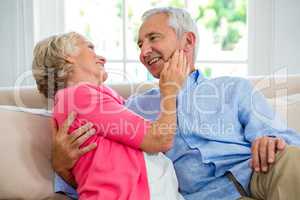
51,112,97,188
251,136,286,172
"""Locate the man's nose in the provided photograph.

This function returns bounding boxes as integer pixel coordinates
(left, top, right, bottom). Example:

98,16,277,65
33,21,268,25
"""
140,42,152,57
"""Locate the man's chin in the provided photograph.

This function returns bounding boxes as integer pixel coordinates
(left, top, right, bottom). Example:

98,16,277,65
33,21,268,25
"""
148,65,163,79
147,69,161,79
152,73,160,79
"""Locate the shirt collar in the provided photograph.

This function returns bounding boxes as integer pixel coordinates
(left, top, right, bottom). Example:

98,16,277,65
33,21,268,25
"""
188,69,205,84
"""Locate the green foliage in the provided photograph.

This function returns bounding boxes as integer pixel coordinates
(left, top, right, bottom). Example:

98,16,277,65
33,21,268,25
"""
196,0,247,50
150,0,185,8
84,24,92,41
79,9,85,17
203,67,212,78
116,0,122,18
168,0,185,8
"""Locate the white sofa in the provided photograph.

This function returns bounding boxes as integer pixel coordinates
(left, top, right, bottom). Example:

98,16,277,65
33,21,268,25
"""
0,75,300,199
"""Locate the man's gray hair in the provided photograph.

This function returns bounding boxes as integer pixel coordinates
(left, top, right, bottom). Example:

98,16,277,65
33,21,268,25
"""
142,7,199,63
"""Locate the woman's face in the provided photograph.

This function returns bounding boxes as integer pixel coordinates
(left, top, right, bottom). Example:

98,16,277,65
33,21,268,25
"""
69,36,107,84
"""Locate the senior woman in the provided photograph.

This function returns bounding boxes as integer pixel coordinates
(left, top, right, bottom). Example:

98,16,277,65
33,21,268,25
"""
32,32,189,200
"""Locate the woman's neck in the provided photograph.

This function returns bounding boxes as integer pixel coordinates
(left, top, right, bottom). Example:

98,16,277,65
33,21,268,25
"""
67,75,102,87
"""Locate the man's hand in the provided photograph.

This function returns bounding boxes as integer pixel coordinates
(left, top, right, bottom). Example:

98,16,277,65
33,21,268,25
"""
251,136,286,173
51,112,97,187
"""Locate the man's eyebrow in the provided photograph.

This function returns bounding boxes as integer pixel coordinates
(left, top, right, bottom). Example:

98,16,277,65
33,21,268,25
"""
147,32,162,38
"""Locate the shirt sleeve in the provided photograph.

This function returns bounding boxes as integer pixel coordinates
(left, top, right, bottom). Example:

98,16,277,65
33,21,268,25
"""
237,79,300,145
63,84,151,149
125,88,161,121
54,173,78,199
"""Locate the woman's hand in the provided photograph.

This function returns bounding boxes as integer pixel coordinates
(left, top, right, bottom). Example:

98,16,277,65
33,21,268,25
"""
140,50,190,153
159,49,190,97
51,112,97,188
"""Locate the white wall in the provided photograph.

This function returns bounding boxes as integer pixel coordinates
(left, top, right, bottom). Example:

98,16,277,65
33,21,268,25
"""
0,0,64,87
248,0,300,76
273,0,300,74
33,0,64,43
0,0,34,87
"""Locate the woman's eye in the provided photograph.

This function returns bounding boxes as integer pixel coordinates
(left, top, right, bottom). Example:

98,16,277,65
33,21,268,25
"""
88,45,94,50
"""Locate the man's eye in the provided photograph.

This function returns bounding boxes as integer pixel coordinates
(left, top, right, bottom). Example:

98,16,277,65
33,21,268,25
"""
150,36,158,41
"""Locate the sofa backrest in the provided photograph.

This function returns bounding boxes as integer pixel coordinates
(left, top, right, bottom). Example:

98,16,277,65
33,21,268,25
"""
0,83,158,109
1,75,300,109
0,108,53,199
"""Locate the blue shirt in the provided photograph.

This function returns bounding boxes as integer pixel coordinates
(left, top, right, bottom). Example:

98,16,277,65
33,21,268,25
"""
55,70,300,199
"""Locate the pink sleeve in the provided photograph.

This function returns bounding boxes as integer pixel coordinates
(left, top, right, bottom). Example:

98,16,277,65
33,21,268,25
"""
55,84,151,149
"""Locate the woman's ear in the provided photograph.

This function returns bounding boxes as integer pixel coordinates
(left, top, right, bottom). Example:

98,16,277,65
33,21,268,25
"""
64,55,75,64
183,32,196,53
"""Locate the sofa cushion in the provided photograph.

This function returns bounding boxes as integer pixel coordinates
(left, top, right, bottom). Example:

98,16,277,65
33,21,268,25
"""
0,107,54,199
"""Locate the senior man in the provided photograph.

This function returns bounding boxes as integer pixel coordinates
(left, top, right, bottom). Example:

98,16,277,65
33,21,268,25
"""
52,7,300,200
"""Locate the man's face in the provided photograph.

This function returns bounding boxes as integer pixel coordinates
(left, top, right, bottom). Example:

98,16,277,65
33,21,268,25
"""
138,13,182,78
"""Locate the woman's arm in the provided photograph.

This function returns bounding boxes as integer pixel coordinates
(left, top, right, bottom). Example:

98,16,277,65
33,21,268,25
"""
140,50,189,153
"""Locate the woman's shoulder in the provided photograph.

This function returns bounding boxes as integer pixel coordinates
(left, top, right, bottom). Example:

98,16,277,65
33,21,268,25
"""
55,82,101,98
53,83,101,117
54,82,124,105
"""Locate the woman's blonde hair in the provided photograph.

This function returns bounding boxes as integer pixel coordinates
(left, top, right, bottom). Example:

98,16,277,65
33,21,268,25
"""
32,32,82,99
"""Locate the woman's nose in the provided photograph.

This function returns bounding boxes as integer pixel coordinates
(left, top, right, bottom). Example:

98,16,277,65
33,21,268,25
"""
97,55,106,64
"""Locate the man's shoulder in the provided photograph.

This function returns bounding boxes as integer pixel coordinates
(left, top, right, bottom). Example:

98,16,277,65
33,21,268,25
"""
125,87,160,121
204,76,250,86
126,87,160,108
128,87,160,100
200,76,253,92
194,76,254,101
140,87,160,95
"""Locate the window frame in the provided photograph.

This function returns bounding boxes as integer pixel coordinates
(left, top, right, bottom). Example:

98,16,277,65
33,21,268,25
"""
35,0,267,81
107,0,249,80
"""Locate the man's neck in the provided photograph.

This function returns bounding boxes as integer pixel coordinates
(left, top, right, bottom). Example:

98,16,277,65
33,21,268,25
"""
189,66,196,74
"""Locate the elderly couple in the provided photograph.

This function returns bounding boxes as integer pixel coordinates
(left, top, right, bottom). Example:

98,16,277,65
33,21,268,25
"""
32,7,300,200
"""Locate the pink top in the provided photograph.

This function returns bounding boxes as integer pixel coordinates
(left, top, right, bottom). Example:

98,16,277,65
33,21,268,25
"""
53,83,151,200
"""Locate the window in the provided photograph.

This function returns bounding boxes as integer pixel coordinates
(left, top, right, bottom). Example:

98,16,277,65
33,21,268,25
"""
64,0,248,83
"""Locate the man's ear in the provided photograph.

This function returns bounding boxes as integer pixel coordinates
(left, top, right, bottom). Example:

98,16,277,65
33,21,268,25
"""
183,32,196,53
